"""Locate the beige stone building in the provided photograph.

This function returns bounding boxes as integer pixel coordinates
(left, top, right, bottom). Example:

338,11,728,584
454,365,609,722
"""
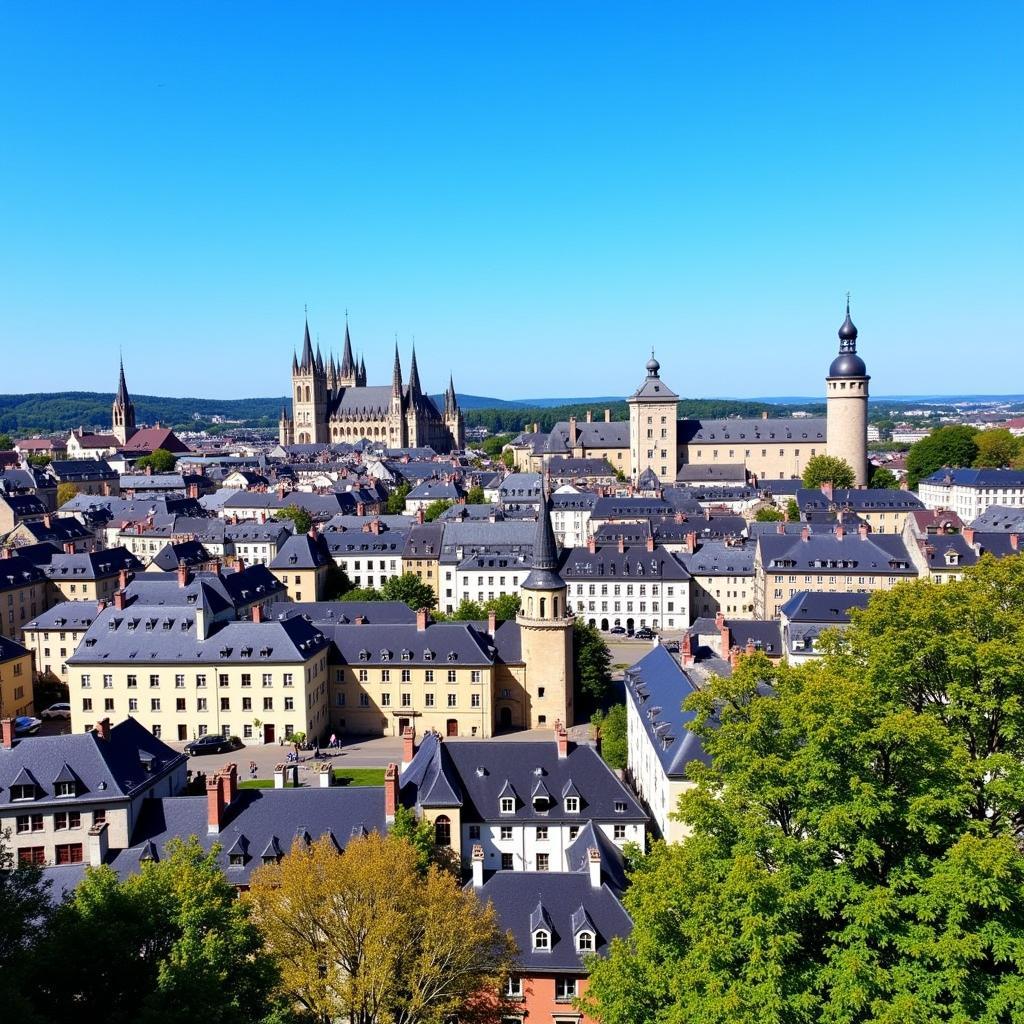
0,637,33,720
401,523,444,606
270,531,331,603
0,555,49,642
22,602,98,686
628,354,679,484
42,549,143,604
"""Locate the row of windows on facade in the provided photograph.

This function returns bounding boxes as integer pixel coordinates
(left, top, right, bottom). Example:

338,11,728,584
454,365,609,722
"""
572,584,675,595
504,975,581,1000
80,695,301,714
771,574,900,585
466,821,628,840
336,691,482,709
15,808,105,832
693,447,819,459
18,843,83,866
343,668,483,683
79,672,298,687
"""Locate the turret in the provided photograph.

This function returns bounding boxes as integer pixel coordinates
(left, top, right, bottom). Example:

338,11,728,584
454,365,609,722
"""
291,317,329,444
339,320,356,387
825,296,870,486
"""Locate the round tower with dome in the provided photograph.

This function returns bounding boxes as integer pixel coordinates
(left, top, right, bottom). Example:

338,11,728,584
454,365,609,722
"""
825,297,870,486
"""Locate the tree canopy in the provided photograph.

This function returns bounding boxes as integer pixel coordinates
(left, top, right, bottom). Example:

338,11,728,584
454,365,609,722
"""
754,505,784,522
445,594,521,622
246,832,515,1024
380,572,437,610
801,453,855,489
585,556,1024,1024
275,503,313,535
386,482,411,514
906,424,979,489
133,447,177,473
591,704,627,770
465,485,486,504
56,482,78,507
573,619,613,710
423,499,454,522
868,466,899,489
973,427,1022,468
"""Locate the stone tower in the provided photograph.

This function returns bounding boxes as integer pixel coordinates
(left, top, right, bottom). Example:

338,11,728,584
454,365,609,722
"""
627,351,679,484
288,319,329,444
517,496,575,728
111,357,136,445
826,298,870,486
443,373,465,450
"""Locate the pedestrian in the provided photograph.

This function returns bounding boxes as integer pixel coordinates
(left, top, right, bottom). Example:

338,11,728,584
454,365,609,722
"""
329,732,337,751
314,740,321,759
249,760,257,780
293,740,300,761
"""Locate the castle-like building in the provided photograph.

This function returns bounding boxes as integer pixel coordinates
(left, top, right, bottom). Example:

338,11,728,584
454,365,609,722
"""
278,318,464,452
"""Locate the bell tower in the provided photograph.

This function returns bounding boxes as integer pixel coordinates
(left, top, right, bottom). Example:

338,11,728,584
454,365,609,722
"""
111,357,136,445
290,317,329,444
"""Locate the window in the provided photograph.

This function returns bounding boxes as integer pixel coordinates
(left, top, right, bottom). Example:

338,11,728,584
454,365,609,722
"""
614,800,627,813
55,843,84,864
533,929,550,950
424,693,435,707
54,811,81,829
500,825,513,840
577,931,594,951
219,673,229,688
434,815,451,847
128,698,139,712
555,977,578,1001
54,780,76,798
501,852,513,870
447,669,457,683
359,693,369,707
174,674,185,688
241,673,251,688
263,697,273,711
242,696,252,711
536,826,548,841
536,852,549,871
471,693,481,708
18,847,45,866
505,976,522,998
425,669,434,683
447,693,457,708
500,797,515,814
15,814,43,833
401,692,411,707
568,825,580,841
401,668,411,682
262,673,273,687
151,698,161,712
196,673,206,688
471,670,482,683
149,674,160,688
565,796,579,813
283,673,293,687
381,693,391,707
81,698,92,712
613,824,626,840
93,809,105,825
285,696,294,711
468,825,481,839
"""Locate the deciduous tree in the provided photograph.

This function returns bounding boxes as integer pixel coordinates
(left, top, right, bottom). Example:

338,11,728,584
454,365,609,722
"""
801,453,855,489
573,619,612,709
973,427,1021,468
275,503,313,535
906,424,979,489
423,499,453,522
134,447,177,473
591,704,627,769
754,506,783,522
868,466,898,489
380,572,437,610
56,482,78,507
386,482,411,514
246,833,516,1024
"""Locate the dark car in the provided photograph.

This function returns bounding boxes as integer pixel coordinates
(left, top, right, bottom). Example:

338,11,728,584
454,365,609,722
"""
609,625,627,635
662,639,680,653
184,734,233,756
634,627,656,641
14,716,42,736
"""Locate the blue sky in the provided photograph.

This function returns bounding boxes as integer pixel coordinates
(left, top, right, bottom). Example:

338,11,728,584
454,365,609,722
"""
1,3,1021,401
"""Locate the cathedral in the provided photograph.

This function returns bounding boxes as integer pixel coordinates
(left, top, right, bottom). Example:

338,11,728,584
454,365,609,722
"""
278,318,464,451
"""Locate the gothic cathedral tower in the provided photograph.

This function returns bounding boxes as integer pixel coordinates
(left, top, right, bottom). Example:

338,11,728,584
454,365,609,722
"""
825,298,870,486
517,497,575,728
288,319,329,444
111,358,136,445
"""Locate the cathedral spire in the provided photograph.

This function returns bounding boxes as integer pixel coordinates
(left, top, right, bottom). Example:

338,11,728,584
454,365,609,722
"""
392,343,403,397
300,317,315,372
358,354,367,386
292,348,299,374
315,342,325,376
340,321,355,379
116,356,131,407
408,344,422,397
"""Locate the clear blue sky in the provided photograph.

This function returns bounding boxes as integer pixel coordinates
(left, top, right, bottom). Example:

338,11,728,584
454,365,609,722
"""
1,3,1021,401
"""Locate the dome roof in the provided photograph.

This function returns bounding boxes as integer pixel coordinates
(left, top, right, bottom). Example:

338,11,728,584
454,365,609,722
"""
838,311,858,342
646,351,660,375
829,352,867,378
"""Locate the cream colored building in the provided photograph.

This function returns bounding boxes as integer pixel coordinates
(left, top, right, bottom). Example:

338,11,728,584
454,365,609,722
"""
0,555,49,642
0,637,33,720
66,600,333,746
628,354,679,484
401,523,444,607
270,532,331,603
22,602,98,686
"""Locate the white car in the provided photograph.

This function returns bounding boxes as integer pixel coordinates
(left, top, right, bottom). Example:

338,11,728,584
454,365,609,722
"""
40,703,72,720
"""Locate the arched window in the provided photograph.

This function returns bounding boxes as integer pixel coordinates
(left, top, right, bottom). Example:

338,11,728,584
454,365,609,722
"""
539,597,547,618
553,596,559,617
528,596,534,616
434,815,451,847
533,929,550,950
577,930,594,951
305,386,311,403
296,387,301,403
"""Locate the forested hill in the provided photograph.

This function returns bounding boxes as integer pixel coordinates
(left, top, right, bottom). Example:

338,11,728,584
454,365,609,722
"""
0,393,288,434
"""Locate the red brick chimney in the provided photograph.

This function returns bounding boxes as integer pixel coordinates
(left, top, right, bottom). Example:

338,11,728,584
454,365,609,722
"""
118,568,129,590
63,541,75,554
252,604,264,623
858,523,870,539
369,519,381,535
177,562,189,588
94,718,111,741
416,508,425,525
568,417,578,447
1,718,14,749
686,531,698,554
113,589,126,610
745,638,756,656
714,610,725,630
43,513,52,529
384,763,399,822
96,599,107,612
487,609,497,635
416,607,429,631
188,483,199,499
963,527,975,547
207,774,225,834
645,535,655,553
357,502,366,517
1011,533,1019,551
681,631,694,666
729,645,741,669
587,535,597,554
555,719,568,758
402,726,416,765
220,762,238,807
235,557,245,573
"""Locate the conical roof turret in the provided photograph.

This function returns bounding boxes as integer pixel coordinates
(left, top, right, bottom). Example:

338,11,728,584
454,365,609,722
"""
340,322,355,378
521,494,564,592
392,344,403,397
409,345,422,397
300,318,315,372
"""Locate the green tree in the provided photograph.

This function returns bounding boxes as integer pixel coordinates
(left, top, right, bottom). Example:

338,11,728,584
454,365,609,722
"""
389,805,438,876
26,453,51,468
34,837,279,1024
906,424,979,489
380,572,437,610
754,505,784,522
868,466,899,489
324,562,352,600
0,433,12,450
386,482,411,514
573,619,612,709
973,427,1021,468
423,499,454,522
801,453,855,489
339,586,383,602
501,450,514,469
585,561,1024,1024
448,598,484,620
134,447,178,473
274,503,312,535
480,433,514,458
466,485,486,504
591,704,627,770
0,829,53,1018
785,497,800,521
56,482,79,507
484,593,520,621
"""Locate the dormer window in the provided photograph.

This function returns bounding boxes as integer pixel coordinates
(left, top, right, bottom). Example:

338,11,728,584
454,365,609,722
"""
533,929,550,951
565,796,579,814
500,796,515,814
229,853,245,867
577,930,594,951
614,800,627,813
10,784,34,802
54,781,77,798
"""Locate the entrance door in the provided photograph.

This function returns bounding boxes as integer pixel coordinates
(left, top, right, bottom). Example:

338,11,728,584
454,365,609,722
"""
263,723,275,744
446,719,458,737
499,706,513,729
177,724,188,741
600,618,609,631
626,617,635,634
398,717,410,735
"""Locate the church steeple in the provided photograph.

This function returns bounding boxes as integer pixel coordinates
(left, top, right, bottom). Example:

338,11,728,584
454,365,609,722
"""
358,354,367,387
300,318,315,372
392,344,404,397
111,356,136,445
408,345,422,398
339,320,355,385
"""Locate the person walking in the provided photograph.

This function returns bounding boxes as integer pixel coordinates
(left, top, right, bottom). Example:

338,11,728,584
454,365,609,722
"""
329,732,337,751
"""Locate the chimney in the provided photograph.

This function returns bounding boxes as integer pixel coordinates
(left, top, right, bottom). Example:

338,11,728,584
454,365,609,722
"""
1011,533,1019,551
63,541,75,554
252,604,264,623
416,508,425,525
761,410,769,420
177,562,189,588
416,607,429,631
568,417,578,446
835,525,844,540
113,589,126,610
102,482,111,496
43,513,52,529
681,530,695,554
617,536,625,554
145,464,152,476
384,763,399,822
821,481,833,500
188,483,199,499
587,535,597,554
354,615,366,625
118,567,129,590
604,408,611,423
487,609,497,635
963,527,975,547
94,718,111,741
307,527,318,541
96,599,107,612
207,774,225,834
588,846,602,888
714,610,724,630
555,720,568,758
681,631,694,666
88,820,109,867
745,638,756,656
357,501,366,517
729,645,741,670
471,843,485,887
585,410,592,423
212,557,222,574
1,718,13,749
800,526,810,542
220,762,238,806
858,523,869,539
370,519,381,535
402,726,416,768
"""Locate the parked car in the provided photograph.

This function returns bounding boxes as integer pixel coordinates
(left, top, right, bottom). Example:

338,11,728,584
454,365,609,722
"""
184,734,233,756
662,639,680,653
40,702,72,720
609,625,627,635
634,627,656,641
14,716,42,736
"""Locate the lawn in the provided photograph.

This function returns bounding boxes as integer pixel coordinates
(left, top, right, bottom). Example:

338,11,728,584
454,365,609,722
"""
239,767,386,790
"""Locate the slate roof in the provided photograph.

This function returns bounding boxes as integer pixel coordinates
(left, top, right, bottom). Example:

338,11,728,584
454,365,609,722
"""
270,532,332,570
401,733,646,823
678,417,827,444
546,459,617,478
406,480,462,502
267,601,417,625
565,819,629,894
498,473,543,500
545,421,630,454
329,622,492,668
101,786,386,886
690,617,782,656
969,506,1024,532
916,533,981,570
591,497,676,520
653,513,748,542
439,521,536,563
797,488,924,513
24,600,99,633
49,460,118,482
124,566,285,612
560,545,690,581
65,495,206,522
0,635,30,662
475,871,632,972
120,473,186,490
623,645,707,778
922,468,1024,488
679,539,755,576
67,605,331,666
756,531,916,574
402,523,446,559
121,427,190,454
0,555,47,593
550,491,599,511
675,463,748,484
0,717,185,810
324,528,409,558
150,541,212,570
0,493,47,518
42,547,143,582
14,516,93,545
778,590,872,622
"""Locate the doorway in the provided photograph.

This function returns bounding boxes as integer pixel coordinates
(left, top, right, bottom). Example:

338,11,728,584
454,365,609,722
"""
499,706,513,729
446,719,458,737
263,723,275,744
398,717,410,735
